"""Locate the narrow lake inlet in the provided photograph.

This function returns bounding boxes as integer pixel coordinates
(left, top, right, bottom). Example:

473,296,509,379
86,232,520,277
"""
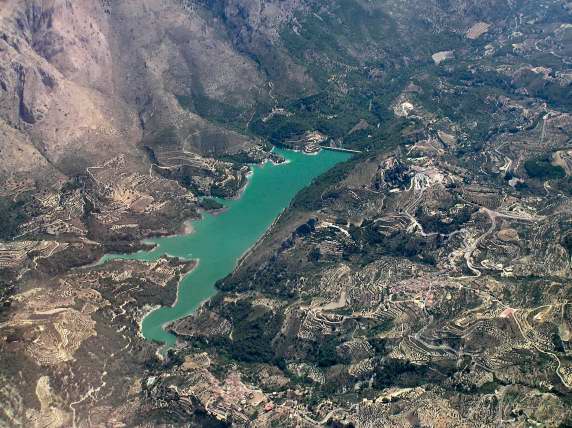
98,148,351,348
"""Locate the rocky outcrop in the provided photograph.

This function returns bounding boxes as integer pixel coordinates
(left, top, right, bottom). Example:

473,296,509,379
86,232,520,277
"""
0,0,274,184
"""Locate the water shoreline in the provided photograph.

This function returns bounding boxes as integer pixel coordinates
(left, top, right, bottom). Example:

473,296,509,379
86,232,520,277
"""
99,147,352,349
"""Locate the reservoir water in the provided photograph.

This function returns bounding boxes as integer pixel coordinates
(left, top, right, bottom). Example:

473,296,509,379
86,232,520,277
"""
99,148,351,347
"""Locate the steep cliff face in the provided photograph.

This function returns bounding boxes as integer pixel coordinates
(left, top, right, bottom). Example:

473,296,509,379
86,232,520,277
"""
0,0,272,184
1,0,136,179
